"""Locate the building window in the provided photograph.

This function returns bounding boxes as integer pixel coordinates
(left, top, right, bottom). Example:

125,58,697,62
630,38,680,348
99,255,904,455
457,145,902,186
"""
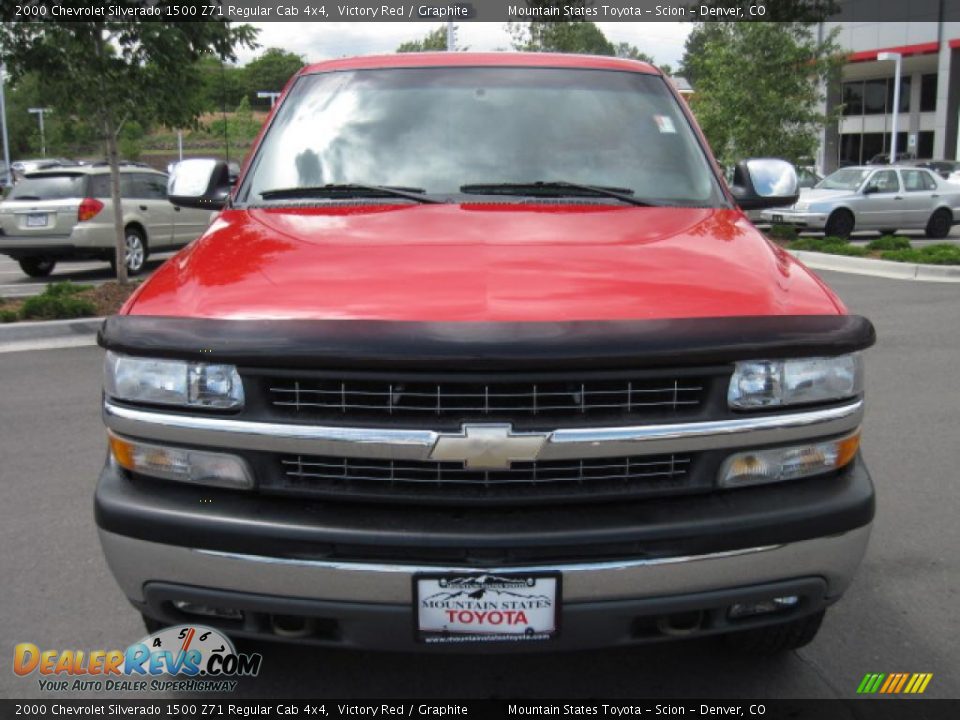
842,82,863,116
842,76,910,117
920,74,937,112
839,131,910,165
861,132,886,162
917,131,934,158
840,133,861,165
886,76,910,113
863,79,887,114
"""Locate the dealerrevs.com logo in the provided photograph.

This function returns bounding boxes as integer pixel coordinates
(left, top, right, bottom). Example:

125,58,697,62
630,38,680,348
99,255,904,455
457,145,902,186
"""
13,625,262,693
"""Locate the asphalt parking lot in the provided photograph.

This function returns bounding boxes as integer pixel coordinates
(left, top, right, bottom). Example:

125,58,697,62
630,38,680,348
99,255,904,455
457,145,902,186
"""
0,252,176,298
0,270,957,701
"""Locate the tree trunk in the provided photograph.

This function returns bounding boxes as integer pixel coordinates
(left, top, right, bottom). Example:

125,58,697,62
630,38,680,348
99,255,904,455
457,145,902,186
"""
105,118,128,285
92,25,127,285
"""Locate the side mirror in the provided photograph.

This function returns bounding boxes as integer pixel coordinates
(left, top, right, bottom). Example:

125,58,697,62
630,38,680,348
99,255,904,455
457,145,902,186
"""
862,185,879,195
168,158,231,210
730,158,799,211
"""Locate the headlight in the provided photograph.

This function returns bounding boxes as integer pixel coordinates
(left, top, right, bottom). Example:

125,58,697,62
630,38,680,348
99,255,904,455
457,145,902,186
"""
728,354,862,409
104,351,244,409
109,432,253,490
719,431,860,488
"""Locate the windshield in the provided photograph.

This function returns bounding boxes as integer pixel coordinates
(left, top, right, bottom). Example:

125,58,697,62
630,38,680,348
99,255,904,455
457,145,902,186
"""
240,67,723,206
9,174,86,200
816,168,870,191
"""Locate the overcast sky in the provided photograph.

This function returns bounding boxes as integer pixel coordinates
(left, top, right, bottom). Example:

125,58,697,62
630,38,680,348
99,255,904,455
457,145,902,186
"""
237,22,692,71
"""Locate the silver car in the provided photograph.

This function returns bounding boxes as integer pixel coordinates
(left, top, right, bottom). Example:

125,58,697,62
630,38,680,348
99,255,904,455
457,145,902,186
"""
761,165,960,238
0,164,211,277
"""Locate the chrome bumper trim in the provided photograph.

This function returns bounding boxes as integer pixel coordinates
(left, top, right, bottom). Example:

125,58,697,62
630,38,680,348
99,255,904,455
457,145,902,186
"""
195,543,782,573
103,400,863,461
98,525,872,604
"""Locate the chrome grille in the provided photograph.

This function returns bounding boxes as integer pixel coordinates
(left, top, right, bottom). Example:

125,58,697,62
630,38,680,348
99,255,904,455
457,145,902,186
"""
264,375,707,424
270,453,696,505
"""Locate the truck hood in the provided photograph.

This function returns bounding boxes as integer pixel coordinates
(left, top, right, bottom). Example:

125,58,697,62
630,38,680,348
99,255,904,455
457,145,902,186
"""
126,203,844,321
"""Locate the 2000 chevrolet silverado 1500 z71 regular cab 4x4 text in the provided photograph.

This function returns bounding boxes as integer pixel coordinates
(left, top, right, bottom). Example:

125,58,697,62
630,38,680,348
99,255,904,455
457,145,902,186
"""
95,53,876,653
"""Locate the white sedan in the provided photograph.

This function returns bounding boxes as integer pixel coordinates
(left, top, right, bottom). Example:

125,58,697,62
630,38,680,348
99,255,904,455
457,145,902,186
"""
761,165,960,238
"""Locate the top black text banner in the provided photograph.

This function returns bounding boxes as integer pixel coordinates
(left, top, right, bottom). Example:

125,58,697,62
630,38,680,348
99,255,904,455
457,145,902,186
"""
6,0,958,23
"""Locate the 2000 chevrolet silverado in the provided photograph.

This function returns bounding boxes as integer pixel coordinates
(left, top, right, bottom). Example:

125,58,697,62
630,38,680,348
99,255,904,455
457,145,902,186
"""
95,53,875,653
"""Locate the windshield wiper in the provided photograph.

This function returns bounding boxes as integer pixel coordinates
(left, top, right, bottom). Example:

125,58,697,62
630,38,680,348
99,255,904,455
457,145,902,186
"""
459,181,659,207
259,184,445,204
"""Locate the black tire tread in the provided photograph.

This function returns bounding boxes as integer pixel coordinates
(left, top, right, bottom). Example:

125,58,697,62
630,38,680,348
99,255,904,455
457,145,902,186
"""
925,209,952,239
825,210,854,239
18,257,56,278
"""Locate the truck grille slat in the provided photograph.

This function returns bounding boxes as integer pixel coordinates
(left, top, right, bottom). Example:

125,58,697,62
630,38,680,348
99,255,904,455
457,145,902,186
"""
271,453,695,504
264,376,708,423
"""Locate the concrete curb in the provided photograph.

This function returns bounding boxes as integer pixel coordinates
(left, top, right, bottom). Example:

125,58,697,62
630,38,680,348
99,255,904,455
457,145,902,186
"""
789,250,960,283
0,316,105,345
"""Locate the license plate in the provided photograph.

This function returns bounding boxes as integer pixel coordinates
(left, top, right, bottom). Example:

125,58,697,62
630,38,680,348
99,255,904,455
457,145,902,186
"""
25,213,48,227
772,214,784,223
415,573,560,644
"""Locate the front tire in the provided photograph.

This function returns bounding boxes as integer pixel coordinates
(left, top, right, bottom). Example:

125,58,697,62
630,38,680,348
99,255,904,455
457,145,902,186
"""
18,256,56,277
925,208,952,239
109,226,148,276
723,610,825,655
824,210,855,239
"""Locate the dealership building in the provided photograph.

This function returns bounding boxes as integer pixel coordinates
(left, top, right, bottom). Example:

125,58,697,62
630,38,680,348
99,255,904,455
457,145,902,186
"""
818,18,960,172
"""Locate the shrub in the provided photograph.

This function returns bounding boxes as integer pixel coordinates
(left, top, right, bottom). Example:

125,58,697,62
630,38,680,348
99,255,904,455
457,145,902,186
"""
44,281,93,297
768,224,798,241
823,243,869,257
867,235,911,251
788,237,868,257
21,294,96,320
880,244,960,265
19,282,96,320
0,309,18,323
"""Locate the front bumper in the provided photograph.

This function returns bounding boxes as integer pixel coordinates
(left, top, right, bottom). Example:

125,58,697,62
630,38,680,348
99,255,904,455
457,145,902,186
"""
760,210,828,229
96,456,874,651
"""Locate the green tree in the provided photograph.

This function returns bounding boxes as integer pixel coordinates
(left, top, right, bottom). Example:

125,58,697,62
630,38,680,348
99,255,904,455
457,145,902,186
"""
686,22,843,167
191,56,247,114
682,0,841,87
680,23,725,88
118,120,145,162
510,19,615,55
614,43,655,63
508,1,616,55
0,17,258,283
244,47,304,104
397,25,449,52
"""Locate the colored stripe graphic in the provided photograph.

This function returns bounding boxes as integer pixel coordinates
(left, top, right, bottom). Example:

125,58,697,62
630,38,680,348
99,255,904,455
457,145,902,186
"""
857,672,932,694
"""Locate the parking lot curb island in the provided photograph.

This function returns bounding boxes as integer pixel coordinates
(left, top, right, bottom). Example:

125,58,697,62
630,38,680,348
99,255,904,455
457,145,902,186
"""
789,250,960,283
0,317,106,345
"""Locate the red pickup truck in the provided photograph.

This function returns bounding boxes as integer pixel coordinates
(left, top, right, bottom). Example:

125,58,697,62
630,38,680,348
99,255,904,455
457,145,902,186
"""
96,53,875,653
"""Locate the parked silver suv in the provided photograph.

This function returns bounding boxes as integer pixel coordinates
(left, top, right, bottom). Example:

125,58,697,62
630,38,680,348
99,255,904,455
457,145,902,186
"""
0,163,211,277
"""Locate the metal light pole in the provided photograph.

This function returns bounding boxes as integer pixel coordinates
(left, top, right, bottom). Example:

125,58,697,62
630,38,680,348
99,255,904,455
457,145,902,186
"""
27,107,52,157
256,91,281,108
0,63,12,186
446,22,456,51
878,52,902,163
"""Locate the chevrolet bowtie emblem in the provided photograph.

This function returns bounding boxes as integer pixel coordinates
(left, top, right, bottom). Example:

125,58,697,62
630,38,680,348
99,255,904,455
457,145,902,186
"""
429,424,549,470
